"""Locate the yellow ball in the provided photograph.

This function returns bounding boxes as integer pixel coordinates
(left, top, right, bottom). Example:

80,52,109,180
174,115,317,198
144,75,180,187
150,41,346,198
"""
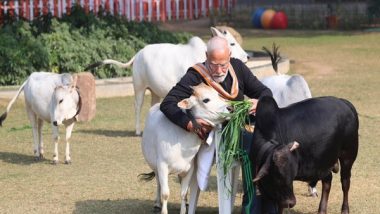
261,9,276,29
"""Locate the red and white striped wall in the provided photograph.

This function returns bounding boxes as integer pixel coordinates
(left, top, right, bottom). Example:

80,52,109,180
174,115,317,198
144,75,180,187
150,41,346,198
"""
0,0,236,22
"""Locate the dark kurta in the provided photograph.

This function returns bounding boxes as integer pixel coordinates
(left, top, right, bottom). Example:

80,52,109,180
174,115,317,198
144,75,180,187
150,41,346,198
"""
160,58,273,130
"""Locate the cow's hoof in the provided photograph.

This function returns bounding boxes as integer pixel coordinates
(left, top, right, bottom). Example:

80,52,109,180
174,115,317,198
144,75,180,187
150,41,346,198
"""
310,192,318,197
64,160,72,165
34,156,40,161
52,160,59,165
153,205,161,212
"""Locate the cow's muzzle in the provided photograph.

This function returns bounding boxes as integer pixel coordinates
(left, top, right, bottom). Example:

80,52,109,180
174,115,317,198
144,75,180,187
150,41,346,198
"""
53,121,58,126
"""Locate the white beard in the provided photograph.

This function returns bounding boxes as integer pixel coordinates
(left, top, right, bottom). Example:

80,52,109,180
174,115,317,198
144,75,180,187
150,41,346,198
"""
212,73,228,83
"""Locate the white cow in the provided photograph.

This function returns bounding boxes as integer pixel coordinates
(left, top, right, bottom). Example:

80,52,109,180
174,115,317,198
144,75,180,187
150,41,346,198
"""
261,74,312,108
85,27,248,135
140,83,229,214
0,72,81,164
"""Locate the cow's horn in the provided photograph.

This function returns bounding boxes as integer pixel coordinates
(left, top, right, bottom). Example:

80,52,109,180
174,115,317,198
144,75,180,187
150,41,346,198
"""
289,141,300,152
253,155,271,182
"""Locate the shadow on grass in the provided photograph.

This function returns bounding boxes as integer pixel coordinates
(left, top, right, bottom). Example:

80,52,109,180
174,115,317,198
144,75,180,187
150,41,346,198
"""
73,198,313,214
74,198,222,214
0,151,49,165
77,129,137,137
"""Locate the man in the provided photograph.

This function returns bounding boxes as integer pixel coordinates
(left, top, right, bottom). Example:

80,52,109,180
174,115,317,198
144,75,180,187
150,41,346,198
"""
160,36,276,213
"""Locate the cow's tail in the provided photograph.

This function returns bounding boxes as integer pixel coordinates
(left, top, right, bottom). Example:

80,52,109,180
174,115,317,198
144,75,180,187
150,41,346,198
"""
138,171,156,182
262,42,282,75
0,80,28,126
85,56,135,71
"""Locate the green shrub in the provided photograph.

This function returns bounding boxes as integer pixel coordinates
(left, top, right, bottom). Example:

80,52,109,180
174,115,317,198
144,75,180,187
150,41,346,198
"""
0,22,49,85
0,6,192,85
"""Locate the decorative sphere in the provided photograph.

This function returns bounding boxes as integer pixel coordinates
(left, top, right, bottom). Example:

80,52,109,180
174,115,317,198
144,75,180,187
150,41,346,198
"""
251,8,265,28
271,11,288,29
261,9,276,29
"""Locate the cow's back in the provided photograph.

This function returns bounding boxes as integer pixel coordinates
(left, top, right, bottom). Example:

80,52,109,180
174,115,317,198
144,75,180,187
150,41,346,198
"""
132,37,206,98
142,104,202,173
279,97,358,179
24,72,72,122
261,74,312,108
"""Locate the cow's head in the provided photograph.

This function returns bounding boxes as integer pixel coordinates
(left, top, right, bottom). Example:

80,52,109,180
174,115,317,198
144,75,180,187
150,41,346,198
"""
251,95,300,209
51,84,81,126
210,27,248,63
253,141,300,209
177,83,229,126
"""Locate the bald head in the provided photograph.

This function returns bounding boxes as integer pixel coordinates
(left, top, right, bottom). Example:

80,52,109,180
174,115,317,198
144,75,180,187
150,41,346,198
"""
206,36,231,54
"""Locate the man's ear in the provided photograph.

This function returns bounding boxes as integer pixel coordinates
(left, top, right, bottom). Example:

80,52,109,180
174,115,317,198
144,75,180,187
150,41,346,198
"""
178,96,196,110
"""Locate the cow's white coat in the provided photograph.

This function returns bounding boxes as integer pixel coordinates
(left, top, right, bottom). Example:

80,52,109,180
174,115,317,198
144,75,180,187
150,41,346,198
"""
87,27,247,135
0,72,81,164
260,74,312,108
141,83,229,214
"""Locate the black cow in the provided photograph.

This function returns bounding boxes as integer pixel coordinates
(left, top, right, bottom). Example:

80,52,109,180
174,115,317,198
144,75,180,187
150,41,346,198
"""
250,96,359,214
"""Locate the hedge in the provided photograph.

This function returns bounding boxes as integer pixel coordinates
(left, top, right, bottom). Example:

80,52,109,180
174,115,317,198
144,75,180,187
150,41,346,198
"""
0,5,192,85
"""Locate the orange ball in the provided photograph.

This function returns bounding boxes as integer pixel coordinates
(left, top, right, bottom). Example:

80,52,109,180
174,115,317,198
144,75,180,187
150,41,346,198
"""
261,9,276,29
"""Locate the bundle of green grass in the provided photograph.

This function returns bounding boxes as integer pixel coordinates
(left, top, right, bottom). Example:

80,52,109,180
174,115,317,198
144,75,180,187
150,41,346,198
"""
220,100,255,213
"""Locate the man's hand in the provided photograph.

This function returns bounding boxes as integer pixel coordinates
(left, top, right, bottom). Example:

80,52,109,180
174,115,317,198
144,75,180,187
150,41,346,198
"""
186,119,213,141
248,99,259,115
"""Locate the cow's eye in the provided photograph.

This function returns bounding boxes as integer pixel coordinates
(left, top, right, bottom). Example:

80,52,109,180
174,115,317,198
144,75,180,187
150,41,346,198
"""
203,98,210,103
230,43,235,46
59,99,63,104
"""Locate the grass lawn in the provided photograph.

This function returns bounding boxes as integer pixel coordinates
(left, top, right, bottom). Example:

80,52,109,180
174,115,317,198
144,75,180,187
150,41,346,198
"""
0,30,379,213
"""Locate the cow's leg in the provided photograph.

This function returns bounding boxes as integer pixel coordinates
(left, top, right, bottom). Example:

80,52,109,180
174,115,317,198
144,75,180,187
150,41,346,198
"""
154,171,162,211
308,180,318,197
26,107,40,160
52,124,60,164
134,89,145,136
64,122,75,164
179,165,194,214
150,91,160,106
317,173,332,214
340,157,356,214
157,163,170,214
37,118,44,159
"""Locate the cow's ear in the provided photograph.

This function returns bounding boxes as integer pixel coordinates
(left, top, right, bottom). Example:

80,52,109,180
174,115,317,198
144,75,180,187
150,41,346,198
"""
210,27,222,37
178,96,196,110
288,141,299,152
253,155,271,183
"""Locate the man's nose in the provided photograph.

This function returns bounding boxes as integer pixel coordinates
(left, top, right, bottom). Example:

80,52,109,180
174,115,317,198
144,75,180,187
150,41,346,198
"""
215,66,225,73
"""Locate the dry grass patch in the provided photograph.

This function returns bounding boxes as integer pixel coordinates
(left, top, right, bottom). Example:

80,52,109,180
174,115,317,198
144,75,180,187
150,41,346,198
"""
1,31,379,213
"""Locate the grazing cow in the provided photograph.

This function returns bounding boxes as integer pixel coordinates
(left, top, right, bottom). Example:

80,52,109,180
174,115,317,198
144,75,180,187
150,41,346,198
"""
85,27,247,135
0,72,81,164
250,96,359,214
139,83,229,214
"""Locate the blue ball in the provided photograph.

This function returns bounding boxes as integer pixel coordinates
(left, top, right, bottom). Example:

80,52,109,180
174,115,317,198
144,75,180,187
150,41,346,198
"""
251,8,265,28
